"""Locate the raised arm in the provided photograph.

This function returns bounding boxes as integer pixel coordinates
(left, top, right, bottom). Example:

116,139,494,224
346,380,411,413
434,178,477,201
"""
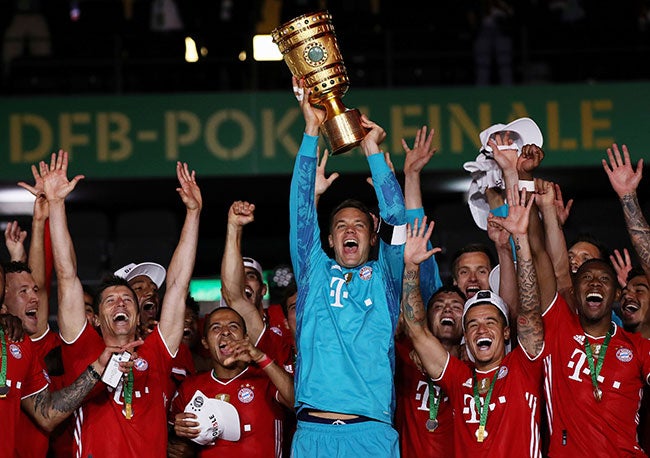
602,144,650,275
27,196,50,339
17,164,52,338
41,150,87,342
220,200,265,342
401,217,447,378
158,162,202,355
488,187,544,357
402,126,442,302
532,179,565,311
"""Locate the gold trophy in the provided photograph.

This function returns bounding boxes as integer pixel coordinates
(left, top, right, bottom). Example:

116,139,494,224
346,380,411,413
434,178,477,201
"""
272,11,366,155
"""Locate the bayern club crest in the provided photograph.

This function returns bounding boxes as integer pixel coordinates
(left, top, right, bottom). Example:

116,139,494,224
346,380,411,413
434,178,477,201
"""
134,358,148,371
238,386,255,403
616,347,633,362
359,266,372,280
9,344,22,359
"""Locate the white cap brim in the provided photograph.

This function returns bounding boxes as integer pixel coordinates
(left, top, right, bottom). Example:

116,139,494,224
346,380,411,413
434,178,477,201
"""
480,117,543,153
186,390,241,445
114,262,167,288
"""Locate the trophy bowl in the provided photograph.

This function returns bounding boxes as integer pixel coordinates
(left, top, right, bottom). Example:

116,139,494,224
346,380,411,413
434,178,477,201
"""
272,10,366,155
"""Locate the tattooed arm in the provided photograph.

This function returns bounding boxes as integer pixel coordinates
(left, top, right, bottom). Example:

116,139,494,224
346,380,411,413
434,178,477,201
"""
488,186,544,357
21,339,142,431
603,144,650,275
401,217,447,379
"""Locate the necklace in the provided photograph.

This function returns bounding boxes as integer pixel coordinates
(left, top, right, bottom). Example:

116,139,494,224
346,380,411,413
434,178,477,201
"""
583,325,613,402
472,368,499,442
425,380,441,432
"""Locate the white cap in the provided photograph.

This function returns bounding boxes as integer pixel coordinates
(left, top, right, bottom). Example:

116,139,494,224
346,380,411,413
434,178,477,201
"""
242,257,263,279
462,289,512,362
185,390,241,445
462,289,509,329
114,262,167,288
479,117,543,154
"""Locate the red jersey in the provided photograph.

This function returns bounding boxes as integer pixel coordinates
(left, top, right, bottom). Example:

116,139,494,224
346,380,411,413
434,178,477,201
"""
0,335,49,457
394,336,454,458
543,294,650,457
437,343,545,458
266,303,295,351
256,325,295,375
16,329,63,458
171,367,286,457
169,342,196,396
61,323,174,457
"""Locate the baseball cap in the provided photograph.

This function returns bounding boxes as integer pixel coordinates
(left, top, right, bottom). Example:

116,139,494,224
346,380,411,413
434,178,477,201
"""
462,289,510,330
242,257,263,280
479,117,543,155
114,262,167,288
185,390,241,445
462,289,511,362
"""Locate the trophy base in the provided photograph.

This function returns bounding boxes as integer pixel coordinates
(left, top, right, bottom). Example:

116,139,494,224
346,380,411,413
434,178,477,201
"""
320,109,366,156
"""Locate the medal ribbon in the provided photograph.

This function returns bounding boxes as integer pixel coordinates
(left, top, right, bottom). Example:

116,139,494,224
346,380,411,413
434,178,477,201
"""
583,325,613,401
472,368,499,442
427,380,441,425
124,368,134,419
0,327,7,391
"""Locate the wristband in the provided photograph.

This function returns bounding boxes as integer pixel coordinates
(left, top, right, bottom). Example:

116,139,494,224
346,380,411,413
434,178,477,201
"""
255,354,274,370
376,218,407,246
518,180,535,192
87,364,101,381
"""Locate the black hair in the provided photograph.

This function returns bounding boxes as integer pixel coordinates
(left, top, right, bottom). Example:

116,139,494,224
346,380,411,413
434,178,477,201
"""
82,283,98,313
428,283,467,308
573,258,617,284
202,306,247,337
186,292,200,316
450,243,495,279
3,260,32,275
93,275,138,312
280,280,298,318
568,232,611,260
626,267,647,284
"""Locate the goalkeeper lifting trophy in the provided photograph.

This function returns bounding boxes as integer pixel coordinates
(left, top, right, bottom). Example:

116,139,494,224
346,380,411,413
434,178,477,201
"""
271,10,366,155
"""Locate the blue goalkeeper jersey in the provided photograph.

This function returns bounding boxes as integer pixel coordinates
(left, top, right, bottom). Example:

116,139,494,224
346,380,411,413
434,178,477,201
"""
289,133,406,424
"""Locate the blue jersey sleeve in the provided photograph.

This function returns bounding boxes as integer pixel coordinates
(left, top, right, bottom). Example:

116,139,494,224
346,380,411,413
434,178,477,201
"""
289,134,320,285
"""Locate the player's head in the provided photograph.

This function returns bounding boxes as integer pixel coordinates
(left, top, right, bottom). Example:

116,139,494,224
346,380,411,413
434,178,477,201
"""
328,199,377,269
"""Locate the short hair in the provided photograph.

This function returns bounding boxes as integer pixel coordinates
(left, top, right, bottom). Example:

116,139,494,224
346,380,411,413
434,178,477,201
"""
329,198,374,233
568,233,611,260
280,281,298,318
450,243,495,278
626,267,647,284
428,283,467,308
202,306,247,337
93,275,138,311
573,258,617,283
82,283,98,313
3,260,32,275
186,293,200,316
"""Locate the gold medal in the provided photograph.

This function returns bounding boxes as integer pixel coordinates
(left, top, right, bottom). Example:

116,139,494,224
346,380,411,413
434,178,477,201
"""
476,425,488,442
0,385,8,398
478,377,490,395
125,403,133,419
425,419,438,432
593,387,602,402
